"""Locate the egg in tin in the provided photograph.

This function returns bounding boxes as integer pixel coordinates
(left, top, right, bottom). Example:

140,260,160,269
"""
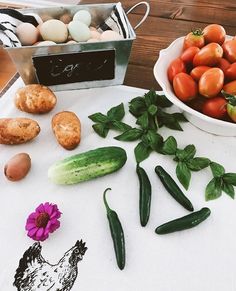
39,19,68,43
73,10,92,26
68,20,91,42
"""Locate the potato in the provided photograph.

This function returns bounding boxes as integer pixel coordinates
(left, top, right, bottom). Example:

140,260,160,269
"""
0,118,40,144
15,84,57,114
4,153,31,181
52,111,81,150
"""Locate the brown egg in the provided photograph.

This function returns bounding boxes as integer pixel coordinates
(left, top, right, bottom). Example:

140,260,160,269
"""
4,153,31,181
16,23,39,46
60,13,72,24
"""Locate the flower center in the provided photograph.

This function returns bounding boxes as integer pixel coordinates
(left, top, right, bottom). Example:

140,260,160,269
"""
35,212,50,228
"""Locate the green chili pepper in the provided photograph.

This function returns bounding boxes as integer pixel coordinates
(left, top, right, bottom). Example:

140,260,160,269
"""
155,207,211,234
155,165,194,211
136,164,152,227
103,188,125,270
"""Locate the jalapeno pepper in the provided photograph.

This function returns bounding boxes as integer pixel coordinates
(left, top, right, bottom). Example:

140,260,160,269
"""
155,165,194,211
136,164,152,227
155,207,211,234
103,188,125,270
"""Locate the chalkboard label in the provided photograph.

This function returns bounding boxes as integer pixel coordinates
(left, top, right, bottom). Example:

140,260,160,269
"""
32,49,115,86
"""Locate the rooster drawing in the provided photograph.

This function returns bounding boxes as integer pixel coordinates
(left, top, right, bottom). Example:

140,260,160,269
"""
13,240,87,291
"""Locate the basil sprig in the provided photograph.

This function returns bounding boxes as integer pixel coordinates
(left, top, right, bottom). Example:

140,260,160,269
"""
88,103,131,137
89,90,236,201
205,162,236,200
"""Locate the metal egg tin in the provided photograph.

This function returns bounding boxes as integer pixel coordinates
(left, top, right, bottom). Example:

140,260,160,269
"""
4,3,136,91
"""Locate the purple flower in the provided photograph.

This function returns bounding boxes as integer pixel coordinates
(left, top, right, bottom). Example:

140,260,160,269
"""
25,202,62,241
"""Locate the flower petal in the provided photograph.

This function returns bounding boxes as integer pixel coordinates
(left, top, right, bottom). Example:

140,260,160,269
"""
27,212,37,221
25,222,36,231
36,203,45,213
27,227,38,238
50,220,60,233
50,211,61,219
35,227,45,240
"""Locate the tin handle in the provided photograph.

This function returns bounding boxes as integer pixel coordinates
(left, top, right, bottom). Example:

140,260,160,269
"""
126,1,150,30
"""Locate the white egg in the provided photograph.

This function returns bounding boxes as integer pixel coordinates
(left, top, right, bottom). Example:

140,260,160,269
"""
100,30,123,41
87,38,99,43
40,19,68,43
68,20,91,42
35,40,56,46
66,40,77,44
73,10,91,26
89,26,97,31
90,30,101,40
16,23,39,46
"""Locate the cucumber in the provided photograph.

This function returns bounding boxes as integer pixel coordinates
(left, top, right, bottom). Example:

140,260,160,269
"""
48,146,127,185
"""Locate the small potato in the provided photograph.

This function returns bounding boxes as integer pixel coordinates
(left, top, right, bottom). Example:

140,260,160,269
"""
4,153,31,181
52,111,81,150
0,118,40,145
15,84,57,114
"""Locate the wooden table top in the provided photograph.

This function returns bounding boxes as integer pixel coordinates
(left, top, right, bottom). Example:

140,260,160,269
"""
1,0,236,92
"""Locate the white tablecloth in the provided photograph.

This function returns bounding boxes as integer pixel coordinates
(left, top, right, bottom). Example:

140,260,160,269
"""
1,78,236,291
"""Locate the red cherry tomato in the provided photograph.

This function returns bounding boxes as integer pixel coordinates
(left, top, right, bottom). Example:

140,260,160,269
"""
183,29,205,51
222,39,236,63
202,96,227,119
203,24,226,45
225,62,236,80
216,58,231,74
190,66,211,82
223,80,236,94
193,43,223,67
199,68,224,98
180,46,200,64
173,73,198,102
167,58,186,83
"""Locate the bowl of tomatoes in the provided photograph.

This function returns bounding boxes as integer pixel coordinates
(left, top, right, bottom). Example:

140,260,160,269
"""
154,24,236,136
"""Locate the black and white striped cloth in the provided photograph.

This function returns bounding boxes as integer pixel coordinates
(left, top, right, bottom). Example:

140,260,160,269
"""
0,8,41,47
97,2,132,39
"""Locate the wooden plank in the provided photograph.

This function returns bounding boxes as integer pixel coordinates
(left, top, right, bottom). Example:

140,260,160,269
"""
124,64,161,90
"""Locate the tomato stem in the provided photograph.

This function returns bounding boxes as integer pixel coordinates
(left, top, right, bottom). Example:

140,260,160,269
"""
221,90,236,106
191,28,203,36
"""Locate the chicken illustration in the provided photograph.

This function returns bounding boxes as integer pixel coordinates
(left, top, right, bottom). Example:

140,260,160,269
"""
13,240,87,291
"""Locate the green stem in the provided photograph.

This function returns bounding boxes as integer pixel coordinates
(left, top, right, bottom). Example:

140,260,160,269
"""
103,188,112,213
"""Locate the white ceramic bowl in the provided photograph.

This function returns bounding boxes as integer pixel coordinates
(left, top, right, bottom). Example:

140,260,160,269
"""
153,36,236,136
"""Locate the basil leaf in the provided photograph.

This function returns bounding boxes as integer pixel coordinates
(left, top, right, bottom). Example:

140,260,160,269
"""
161,136,177,155
176,144,196,161
148,104,158,116
134,141,152,163
223,173,236,186
156,109,183,131
176,161,191,190
172,112,188,122
129,97,146,117
142,130,163,151
186,157,211,171
148,115,158,130
205,177,222,201
92,123,109,138
111,121,132,132
114,128,143,141
107,103,125,121
210,162,225,177
136,112,149,129
144,90,157,107
222,182,235,199
156,94,172,108
88,112,109,123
